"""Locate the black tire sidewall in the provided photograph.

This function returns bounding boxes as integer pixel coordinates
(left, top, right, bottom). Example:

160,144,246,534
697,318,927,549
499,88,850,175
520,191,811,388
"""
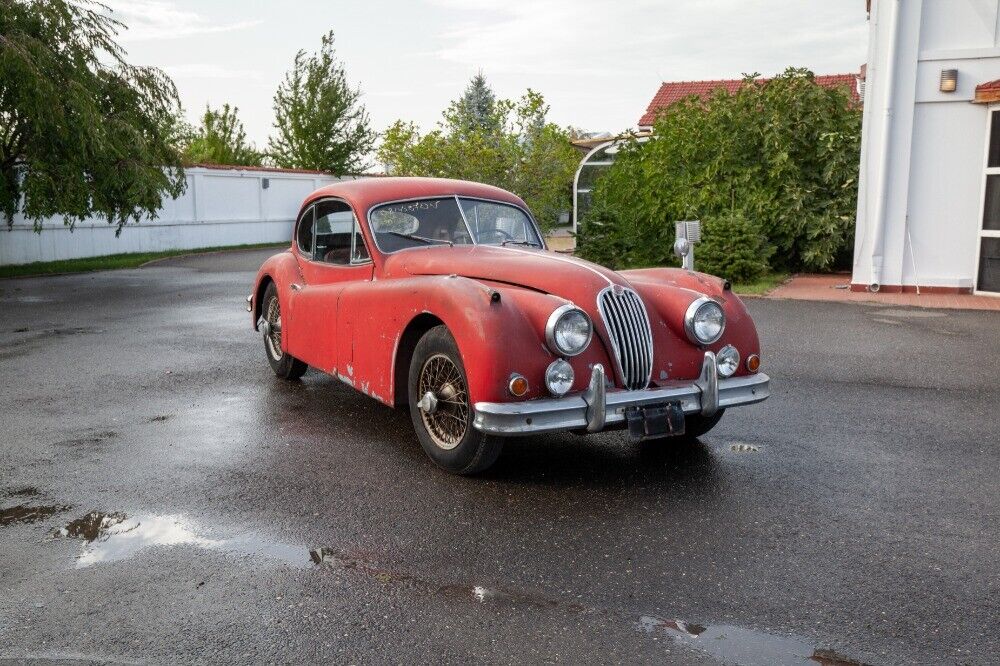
262,282,306,380
408,326,500,474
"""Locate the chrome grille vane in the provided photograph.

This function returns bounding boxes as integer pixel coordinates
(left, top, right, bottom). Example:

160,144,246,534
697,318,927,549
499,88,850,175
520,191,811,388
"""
596,286,654,390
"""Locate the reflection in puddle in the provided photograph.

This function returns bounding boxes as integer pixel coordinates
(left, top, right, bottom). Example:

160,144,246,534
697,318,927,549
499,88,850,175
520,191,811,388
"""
311,547,585,611
638,616,869,666
56,512,312,569
0,503,71,526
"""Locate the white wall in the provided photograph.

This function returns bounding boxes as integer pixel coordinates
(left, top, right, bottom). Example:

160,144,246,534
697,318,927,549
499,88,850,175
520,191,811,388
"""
0,166,345,265
854,0,1000,290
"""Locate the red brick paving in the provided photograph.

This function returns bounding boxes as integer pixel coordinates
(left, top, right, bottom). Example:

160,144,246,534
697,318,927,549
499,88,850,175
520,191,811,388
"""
765,274,1000,311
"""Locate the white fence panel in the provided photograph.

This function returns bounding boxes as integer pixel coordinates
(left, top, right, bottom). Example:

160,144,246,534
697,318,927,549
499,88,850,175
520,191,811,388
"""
0,166,346,265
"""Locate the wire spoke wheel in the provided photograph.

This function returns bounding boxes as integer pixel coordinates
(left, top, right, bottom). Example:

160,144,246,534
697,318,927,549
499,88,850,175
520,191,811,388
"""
265,296,282,361
418,353,469,450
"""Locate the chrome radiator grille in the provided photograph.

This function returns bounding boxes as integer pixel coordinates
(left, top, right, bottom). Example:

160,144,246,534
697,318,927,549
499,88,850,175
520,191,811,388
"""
596,286,653,390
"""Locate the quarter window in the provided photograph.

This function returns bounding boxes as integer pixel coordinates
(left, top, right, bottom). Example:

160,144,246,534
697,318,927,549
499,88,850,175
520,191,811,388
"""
312,199,370,265
296,206,314,256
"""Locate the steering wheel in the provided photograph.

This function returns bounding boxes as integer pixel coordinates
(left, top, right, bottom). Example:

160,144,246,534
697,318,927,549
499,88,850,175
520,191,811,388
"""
478,228,516,244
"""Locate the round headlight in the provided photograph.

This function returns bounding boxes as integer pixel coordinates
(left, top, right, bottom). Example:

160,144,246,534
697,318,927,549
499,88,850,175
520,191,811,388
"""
684,297,725,345
716,344,739,377
544,359,575,396
545,305,592,357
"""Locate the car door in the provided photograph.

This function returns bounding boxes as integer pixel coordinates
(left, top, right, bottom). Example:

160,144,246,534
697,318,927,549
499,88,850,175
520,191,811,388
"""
287,198,374,374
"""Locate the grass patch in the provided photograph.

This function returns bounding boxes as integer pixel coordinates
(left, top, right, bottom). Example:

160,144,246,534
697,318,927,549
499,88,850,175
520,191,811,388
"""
0,243,286,279
732,272,789,296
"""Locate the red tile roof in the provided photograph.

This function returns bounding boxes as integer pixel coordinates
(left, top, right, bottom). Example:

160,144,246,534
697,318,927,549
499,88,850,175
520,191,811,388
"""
638,73,861,127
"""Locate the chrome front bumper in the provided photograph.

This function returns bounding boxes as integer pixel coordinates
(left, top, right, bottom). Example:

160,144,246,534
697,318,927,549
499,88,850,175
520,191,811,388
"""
472,352,769,436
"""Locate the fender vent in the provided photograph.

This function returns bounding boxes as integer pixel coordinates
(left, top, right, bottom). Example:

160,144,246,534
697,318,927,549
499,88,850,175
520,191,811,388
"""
597,286,653,390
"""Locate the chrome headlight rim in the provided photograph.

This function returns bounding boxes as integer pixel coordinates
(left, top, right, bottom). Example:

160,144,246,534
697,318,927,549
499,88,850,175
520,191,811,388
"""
545,304,593,357
684,296,726,345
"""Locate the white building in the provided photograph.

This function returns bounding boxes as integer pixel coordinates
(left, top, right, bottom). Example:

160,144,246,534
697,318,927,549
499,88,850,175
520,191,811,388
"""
854,0,1000,294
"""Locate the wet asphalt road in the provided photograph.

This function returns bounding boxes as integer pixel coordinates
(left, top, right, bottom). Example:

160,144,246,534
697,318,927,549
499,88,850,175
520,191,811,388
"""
0,248,998,665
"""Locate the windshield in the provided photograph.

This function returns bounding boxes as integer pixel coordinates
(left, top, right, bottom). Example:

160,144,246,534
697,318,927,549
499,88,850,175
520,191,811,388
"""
369,197,541,253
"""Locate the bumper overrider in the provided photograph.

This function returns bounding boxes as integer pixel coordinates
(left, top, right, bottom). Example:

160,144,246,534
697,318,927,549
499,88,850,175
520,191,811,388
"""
473,351,770,436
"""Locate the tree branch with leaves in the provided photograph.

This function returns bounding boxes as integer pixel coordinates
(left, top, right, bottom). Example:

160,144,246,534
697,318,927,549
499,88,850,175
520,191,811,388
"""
0,0,186,233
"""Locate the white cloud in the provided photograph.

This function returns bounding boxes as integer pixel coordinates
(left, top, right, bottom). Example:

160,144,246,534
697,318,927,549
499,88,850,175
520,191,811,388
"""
162,63,263,80
103,0,261,41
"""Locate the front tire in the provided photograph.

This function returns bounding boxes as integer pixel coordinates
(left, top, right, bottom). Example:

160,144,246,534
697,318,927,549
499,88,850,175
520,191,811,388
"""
261,282,307,380
407,326,502,475
684,410,724,439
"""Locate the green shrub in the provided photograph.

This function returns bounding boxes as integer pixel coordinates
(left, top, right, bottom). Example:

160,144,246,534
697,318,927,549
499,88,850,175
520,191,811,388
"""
697,212,772,282
576,68,861,276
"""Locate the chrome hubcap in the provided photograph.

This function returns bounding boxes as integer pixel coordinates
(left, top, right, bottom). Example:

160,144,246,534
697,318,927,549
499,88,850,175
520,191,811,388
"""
417,354,469,450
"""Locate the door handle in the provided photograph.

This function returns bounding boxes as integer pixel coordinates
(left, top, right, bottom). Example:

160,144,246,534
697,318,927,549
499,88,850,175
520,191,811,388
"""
290,283,303,291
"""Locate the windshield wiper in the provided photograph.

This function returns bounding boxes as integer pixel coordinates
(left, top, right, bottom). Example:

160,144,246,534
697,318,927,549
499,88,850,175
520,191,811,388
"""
500,239,541,247
385,231,453,246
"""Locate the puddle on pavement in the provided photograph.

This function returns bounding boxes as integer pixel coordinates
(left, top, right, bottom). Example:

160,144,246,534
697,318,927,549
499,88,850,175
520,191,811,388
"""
3,487,40,498
0,503,71,526
311,547,586,611
729,443,761,453
55,511,312,569
638,615,869,666
53,430,118,448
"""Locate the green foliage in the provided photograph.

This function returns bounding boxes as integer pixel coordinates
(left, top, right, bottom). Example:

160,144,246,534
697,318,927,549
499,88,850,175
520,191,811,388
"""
453,71,499,134
0,0,186,233
182,104,262,166
377,76,579,230
696,211,772,282
577,68,861,276
268,31,374,174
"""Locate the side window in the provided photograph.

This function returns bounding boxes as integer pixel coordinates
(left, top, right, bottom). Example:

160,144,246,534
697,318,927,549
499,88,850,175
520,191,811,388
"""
352,217,370,263
296,206,314,256
313,199,370,265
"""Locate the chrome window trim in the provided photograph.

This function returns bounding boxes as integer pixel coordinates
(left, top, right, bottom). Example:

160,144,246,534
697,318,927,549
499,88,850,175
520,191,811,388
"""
544,304,593,357
684,296,726,345
366,195,545,255
298,196,373,268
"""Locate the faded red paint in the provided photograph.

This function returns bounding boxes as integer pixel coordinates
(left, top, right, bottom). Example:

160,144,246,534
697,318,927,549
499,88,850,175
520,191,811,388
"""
251,177,762,407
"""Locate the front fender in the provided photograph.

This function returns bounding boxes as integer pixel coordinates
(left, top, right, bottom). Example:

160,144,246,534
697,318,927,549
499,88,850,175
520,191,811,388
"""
337,276,615,406
624,268,761,380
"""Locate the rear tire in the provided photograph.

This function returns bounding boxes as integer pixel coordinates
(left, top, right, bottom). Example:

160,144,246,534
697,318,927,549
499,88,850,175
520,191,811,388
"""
261,282,307,380
407,326,502,475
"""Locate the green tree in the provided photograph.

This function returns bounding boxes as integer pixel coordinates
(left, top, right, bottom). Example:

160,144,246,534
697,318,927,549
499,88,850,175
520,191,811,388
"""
268,31,374,174
452,71,499,135
182,104,262,166
0,0,186,232
378,76,579,230
577,68,861,276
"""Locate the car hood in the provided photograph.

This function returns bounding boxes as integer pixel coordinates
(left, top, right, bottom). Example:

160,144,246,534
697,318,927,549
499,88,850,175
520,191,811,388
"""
380,245,630,306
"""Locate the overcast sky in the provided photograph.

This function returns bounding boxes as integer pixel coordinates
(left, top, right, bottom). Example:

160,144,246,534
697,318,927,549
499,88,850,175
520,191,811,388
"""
106,0,869,147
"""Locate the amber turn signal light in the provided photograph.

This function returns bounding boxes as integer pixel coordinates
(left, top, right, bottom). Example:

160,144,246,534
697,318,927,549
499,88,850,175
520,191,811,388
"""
508,374,529,397
746,354,761,373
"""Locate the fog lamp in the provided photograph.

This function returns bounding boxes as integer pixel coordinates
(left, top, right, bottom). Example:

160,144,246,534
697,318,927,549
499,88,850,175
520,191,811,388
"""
509,373,529,397
716,345,740,377
544,359,574,397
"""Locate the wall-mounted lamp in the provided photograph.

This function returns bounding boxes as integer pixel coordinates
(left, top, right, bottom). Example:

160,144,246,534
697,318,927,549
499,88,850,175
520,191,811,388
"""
940,69,958,93
261,177,270,190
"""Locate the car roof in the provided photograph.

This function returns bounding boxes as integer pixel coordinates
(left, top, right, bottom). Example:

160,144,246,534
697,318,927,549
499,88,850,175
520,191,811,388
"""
303,177,528,214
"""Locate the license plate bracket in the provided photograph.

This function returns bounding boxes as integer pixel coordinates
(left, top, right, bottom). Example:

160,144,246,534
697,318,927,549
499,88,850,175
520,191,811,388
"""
625,401,685,441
